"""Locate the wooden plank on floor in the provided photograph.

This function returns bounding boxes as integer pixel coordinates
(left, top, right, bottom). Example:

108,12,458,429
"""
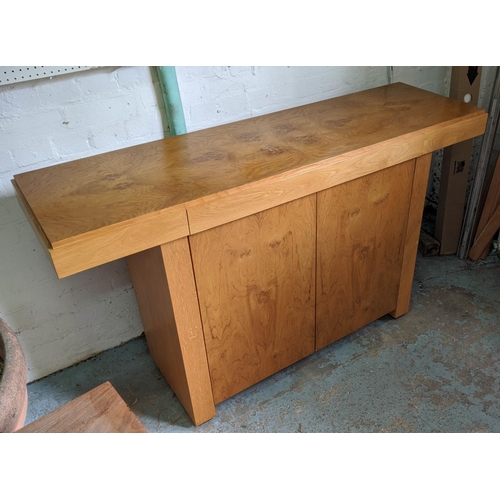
17,382,147,433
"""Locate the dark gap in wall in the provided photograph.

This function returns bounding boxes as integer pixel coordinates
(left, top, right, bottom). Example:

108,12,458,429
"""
421,203,437,237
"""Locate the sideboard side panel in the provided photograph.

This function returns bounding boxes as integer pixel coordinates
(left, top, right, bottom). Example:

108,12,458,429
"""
127,239,215,425
316,160,415,350
390,153,433,318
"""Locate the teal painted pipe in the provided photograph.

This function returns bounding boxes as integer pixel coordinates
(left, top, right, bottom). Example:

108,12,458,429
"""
156,66,187,136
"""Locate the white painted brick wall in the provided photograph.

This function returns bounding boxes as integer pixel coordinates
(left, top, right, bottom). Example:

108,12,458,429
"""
0,66,166,381
178,66,397,131
0,66,452,382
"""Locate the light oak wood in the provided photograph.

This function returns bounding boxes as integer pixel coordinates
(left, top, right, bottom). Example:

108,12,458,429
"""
187,112,487,234
189,195,316,404
17,382,146,433
127,238,215,425
316,160,414,349
13,179,190,277
391,154,433,318
13,83,486,276
49,207,189,278
185,132,422,234
469,204,500,260
471,154,500,260
10,83,489,426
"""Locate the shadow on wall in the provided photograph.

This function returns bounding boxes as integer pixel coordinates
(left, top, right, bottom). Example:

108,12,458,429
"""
0,194,142,383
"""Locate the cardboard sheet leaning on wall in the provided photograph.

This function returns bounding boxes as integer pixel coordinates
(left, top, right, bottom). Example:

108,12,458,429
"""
435,66,482,255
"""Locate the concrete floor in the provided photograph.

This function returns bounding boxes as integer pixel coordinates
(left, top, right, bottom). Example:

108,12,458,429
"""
25,253,500,432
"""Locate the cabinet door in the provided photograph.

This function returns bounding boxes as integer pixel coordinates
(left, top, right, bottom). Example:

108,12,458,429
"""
190,195,316,404
316,160,415,350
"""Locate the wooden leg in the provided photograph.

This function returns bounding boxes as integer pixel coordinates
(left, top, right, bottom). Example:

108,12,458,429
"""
127,238,215,426
391,153,432,318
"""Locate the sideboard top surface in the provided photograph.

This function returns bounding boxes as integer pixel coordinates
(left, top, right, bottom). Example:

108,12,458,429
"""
14,83,486,251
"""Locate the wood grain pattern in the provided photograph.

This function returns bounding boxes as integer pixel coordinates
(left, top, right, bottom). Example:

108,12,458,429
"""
48,207,189,278
187,112,487,234
127,238,215,425
13,83,487,278
17,382,146,433
316,160,414,350
469,204,500,260
189,195,316,404
10,83,491,425
471,154,500,260
390,154,432,318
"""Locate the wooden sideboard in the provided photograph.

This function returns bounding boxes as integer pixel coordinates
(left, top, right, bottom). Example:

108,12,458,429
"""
13,83,487,425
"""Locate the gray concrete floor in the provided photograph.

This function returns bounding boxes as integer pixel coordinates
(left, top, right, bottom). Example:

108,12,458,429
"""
25,253,500,432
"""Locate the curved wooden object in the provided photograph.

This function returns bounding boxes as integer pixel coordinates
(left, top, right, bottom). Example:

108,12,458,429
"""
0,318,28,433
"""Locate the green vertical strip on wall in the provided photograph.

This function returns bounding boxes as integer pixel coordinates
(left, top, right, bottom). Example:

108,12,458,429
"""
156,66,187,136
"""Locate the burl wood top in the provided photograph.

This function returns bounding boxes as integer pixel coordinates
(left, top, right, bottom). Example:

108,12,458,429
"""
13,83,487,276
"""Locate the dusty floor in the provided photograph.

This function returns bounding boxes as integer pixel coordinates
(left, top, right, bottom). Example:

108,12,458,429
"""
25,253,500,432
